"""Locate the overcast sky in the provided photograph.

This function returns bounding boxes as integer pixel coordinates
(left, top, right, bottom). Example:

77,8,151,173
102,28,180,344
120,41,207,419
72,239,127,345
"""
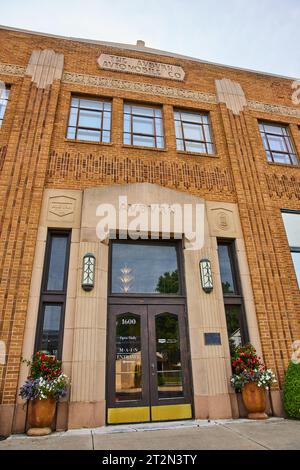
1,0,299,78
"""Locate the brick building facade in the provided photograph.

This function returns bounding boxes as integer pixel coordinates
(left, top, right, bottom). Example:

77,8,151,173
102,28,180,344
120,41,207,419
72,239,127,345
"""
0,25,299,435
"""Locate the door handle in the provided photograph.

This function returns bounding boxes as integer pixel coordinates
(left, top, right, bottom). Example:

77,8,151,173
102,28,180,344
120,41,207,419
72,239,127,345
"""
151,363,155,375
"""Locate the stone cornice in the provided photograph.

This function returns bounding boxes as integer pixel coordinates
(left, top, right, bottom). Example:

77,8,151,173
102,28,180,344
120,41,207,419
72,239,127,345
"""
1,63,300,119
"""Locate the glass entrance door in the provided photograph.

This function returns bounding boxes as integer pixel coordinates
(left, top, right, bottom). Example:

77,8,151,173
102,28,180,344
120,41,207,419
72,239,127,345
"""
107,304,192,424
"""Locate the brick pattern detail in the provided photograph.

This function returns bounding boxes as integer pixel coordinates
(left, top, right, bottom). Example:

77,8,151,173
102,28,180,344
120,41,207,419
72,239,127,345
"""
0,75,62,406
266,174,300,200
47,151,235,195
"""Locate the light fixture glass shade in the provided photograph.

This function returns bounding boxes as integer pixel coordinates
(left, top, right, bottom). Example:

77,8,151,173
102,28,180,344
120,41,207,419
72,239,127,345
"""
82,253,95,291
199,258,213,293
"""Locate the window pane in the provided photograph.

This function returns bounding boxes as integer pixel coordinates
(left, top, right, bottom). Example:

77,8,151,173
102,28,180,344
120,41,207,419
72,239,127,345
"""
47,235,68,291
268,135,287,153
263,123,284,135
183,122,204,141
282,212,300,247
102,130,110,143
132,134,155,147
156,136,164,148
206,143,214,154
104,101,111,111
132,115,154,135
131,105,154,117
115,313,142,402
291,252,300,287
40,304,62,357
217,244,237,294
111,243,180,294
225,305,242,355
0,104,6,119
174,120,183,139
79,99,103,110
176,139,184,151
71,97,79,107
76,128,101,142
123,133,131,145
66,127,76,139
181,111,202,124
155,118,163,137
291,154,298,165
261,133,269,151
203,124,213,143
156,313,183,399
124,113,131,133
185,140,206,153
0,95,9,122
124,104,131,114
272,152,291,164
103,112,111,131
266,150,272,162
284,136,294,154
68,107,78,127
78,109,101,129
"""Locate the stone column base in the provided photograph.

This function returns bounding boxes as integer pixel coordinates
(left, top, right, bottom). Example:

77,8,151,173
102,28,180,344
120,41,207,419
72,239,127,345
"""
194,394,233,420
68,401,106,429
0,404,14,436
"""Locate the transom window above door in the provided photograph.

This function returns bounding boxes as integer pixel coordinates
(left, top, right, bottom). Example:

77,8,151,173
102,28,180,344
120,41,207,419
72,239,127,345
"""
111,241,181,295
123,103,164,148
174,109,214,154
66,96,112,143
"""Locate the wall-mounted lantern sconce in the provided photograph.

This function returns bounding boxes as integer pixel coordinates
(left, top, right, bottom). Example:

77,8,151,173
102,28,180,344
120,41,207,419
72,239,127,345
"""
199,258,213,293
82,253,95,291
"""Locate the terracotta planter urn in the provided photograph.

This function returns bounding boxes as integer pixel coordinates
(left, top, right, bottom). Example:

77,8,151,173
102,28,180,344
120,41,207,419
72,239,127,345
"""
27,398,56,436
241,382,268,419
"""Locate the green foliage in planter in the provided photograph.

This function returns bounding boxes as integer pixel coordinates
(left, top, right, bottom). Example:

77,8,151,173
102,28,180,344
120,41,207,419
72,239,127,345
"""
283,361,300,419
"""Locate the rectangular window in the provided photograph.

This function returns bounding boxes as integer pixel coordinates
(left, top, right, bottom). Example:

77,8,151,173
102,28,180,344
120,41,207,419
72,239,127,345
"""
0,86,10,128
66,96,112,143
174,109,214,154
217,240,248,354
123,103,164,148
35,230,71,358
259,121,298,165
282,210,300,288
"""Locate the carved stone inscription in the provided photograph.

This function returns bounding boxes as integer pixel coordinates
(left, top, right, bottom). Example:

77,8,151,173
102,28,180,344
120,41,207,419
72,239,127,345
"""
98,53,185,81
48,196,76,222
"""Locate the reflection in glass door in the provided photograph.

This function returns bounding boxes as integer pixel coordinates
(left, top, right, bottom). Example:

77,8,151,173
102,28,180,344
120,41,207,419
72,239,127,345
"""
155,313,183,399
107,304,192,424
115,313,142,402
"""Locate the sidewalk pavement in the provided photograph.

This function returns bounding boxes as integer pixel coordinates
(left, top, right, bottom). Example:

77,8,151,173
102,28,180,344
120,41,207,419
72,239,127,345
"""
0,418,299,450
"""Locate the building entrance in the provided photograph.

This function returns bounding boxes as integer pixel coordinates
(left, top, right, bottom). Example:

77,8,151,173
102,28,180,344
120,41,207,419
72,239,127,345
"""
106,240,192,424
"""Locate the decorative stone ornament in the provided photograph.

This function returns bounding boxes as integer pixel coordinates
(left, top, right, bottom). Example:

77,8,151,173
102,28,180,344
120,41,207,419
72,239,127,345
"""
199,259,213,293
82,253,95,291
